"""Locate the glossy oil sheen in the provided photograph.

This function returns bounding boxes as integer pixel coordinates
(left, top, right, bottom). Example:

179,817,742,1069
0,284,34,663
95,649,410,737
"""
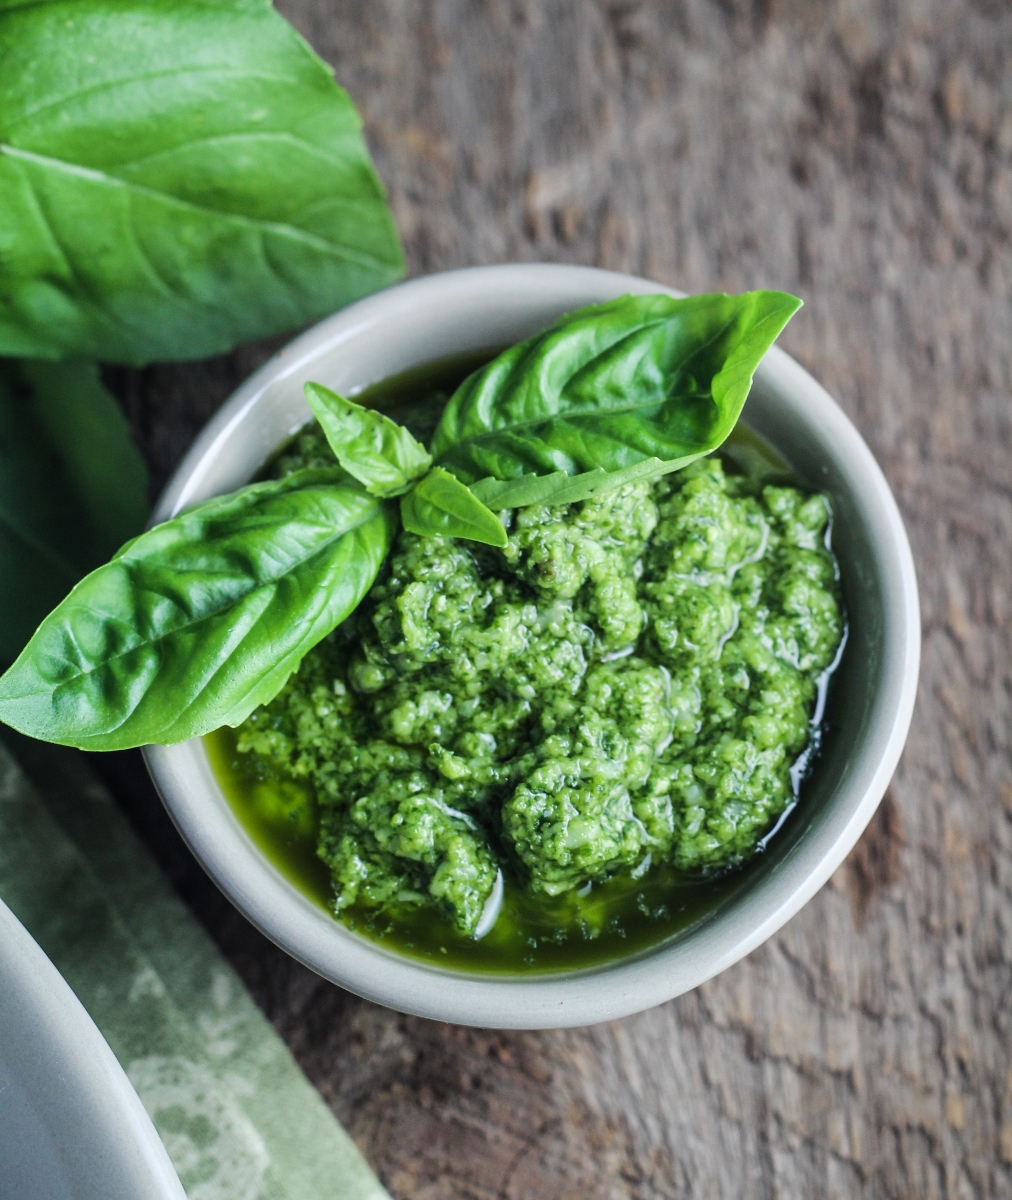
205,354,842,976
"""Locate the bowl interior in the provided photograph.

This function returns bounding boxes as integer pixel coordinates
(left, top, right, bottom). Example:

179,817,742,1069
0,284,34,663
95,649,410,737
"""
147,265,917,1027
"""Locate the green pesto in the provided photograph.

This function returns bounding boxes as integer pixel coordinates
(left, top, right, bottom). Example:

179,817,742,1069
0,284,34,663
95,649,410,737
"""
209,362,845,967
205,721,775,973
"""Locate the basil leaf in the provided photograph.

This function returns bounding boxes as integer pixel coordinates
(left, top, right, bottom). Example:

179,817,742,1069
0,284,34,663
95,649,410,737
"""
304,382,431,497
0,0,403,365
432,291,801,507
18,360,150,556
0,470,395,750
0,360,149,664
401,469,508,548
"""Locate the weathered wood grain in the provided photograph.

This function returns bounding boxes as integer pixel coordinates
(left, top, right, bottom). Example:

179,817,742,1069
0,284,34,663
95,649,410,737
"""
108,1,1012,1195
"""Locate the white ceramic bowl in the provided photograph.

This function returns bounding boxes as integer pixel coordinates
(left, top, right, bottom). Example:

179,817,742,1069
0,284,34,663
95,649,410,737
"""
0,899,185,1200
144,265,919,1029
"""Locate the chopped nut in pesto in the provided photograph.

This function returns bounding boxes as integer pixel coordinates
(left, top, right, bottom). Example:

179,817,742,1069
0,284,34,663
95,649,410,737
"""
234,427,845,938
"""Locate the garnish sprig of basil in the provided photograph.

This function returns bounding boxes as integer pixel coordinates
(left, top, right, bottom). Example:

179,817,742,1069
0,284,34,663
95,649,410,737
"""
432,290,802,508
0,470,395,749
0,290,800,750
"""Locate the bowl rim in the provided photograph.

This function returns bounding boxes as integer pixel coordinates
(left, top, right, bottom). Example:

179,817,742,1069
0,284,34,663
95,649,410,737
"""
144,263,920,1029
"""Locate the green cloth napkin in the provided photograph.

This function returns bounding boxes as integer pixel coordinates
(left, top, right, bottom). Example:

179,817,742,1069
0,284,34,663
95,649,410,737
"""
0,736,389,1200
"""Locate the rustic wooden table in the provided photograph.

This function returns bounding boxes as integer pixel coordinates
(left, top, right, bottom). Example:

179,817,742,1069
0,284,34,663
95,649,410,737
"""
104,2,1012,1196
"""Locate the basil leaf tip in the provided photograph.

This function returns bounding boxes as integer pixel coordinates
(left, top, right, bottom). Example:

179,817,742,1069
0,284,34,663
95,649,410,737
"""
401,468,508,548
304,382,431,497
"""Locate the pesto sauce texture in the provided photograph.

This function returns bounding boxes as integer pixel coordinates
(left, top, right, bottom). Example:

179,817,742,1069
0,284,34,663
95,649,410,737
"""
212,374,846,968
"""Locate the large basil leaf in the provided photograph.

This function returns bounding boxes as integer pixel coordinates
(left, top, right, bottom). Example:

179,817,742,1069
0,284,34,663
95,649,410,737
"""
0,359,149,664
432,291,801,508
0,470,395,749
0,0,403,365
400,468,508,548
304,382,431,497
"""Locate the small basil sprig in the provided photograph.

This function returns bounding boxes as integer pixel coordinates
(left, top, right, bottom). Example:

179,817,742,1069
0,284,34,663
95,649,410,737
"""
0,470,394,750
432,290,802,508
305,383,507,547
0,290,800,750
